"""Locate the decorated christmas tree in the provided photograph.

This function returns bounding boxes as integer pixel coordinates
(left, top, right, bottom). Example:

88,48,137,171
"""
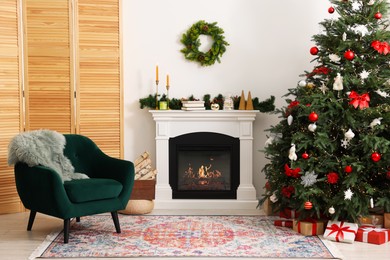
262,0,389,223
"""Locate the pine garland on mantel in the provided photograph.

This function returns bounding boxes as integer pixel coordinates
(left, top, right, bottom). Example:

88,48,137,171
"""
139,93,275,112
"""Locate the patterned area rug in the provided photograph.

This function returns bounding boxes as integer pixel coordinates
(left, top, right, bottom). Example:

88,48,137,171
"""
30,215,342,259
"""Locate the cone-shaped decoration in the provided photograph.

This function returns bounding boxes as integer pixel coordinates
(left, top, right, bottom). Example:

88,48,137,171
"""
246,91,254,110
239,90,246,110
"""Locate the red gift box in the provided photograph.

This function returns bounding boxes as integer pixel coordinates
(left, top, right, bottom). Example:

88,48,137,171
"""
279,208,300,219
274,219,293,228
355,226,390,245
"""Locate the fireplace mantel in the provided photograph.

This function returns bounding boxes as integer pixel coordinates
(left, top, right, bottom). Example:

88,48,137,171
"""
150,110,258,209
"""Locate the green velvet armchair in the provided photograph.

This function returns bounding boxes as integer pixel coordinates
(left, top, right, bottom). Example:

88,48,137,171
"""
13,134,135,243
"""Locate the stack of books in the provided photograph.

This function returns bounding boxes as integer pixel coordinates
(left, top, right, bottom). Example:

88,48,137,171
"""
181,100,205,111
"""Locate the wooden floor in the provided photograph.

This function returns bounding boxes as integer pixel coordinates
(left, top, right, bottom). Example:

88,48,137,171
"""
0,209,389,260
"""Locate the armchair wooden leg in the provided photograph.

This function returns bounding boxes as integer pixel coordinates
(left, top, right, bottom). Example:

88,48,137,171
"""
27,211,37,231
111,211,121,233
76,217,80,222
64,219,70,244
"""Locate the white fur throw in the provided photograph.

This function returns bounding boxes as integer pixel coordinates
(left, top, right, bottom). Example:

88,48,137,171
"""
8,130,89,183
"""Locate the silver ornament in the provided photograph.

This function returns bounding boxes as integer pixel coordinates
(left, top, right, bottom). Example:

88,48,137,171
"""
328,206,335,214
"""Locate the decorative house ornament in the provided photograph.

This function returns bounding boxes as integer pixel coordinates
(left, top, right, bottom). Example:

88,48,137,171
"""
180,20,229,66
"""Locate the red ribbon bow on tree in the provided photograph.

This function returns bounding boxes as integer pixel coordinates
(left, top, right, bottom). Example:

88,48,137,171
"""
349,91,370,110
284,164,301,178
326,222,357,242
371,40,389,55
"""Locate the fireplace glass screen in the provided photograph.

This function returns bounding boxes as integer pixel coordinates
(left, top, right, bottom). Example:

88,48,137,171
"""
177,149,231,191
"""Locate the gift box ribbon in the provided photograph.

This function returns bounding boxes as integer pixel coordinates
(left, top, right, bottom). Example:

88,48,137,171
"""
326,221,357,242
361,227,388,243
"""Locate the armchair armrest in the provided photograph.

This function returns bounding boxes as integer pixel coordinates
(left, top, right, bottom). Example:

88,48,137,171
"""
89,151,135,207
15,163,73,219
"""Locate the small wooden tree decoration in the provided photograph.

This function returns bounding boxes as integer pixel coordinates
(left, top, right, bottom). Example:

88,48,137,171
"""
239,90,246,110
246,91,254,110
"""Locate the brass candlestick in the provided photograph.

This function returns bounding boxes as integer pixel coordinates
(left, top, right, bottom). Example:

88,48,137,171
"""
155,80,159,109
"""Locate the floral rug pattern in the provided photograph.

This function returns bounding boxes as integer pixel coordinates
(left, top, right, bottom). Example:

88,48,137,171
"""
36,215,340,258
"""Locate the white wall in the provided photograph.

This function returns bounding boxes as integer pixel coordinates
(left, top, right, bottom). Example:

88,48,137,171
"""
122,0,329,199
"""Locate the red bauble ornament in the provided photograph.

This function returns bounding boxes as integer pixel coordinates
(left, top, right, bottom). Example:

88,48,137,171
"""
371,152,381,162
344,165,353,173
344,50,355,60
308,112,319,122
302,152,309,159
374,12,382,20
304,201,313,210
310,46,319,55
328,7,335,14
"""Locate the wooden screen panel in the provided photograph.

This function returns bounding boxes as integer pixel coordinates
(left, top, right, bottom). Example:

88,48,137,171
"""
76,0,122,158
24,0,74,133
0,0,24,214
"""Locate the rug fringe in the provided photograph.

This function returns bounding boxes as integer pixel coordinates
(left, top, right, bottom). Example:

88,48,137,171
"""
319,235,345,260
28,230,61,260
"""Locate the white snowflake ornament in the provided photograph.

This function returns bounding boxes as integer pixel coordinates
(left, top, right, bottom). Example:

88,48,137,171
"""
360,70,370,80
301,171,318,187
352,1,361,11
344,188,354,200
319,82,329,94
341,138,350,148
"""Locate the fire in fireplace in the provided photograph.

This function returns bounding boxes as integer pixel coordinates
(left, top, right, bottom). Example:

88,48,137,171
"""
169,132,239,199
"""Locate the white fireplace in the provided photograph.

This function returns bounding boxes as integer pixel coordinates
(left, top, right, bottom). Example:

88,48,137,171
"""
150,110,258,209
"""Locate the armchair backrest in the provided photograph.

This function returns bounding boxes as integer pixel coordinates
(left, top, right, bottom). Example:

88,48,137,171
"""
63,134,103,175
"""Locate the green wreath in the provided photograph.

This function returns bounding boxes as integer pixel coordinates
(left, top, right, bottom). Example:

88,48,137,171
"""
180,20,229,66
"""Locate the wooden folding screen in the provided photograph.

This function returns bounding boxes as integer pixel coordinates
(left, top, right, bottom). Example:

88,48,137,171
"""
0,0,24,213
76,0,123,158
0,0,122,214
23,0,74,133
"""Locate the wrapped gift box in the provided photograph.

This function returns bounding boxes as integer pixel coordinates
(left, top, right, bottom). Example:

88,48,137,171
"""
274,219,293,228
280,208,300,219
384,213,390,229
323,220,358,243
355,226,390,245
358,215,384,227
293,219,326,236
